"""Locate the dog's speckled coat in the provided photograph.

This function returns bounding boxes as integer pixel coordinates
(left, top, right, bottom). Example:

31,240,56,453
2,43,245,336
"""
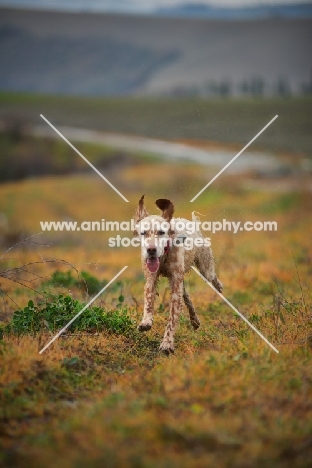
134,195,223,355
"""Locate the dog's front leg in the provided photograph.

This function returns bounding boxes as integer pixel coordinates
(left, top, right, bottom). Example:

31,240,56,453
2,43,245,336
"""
138,274,158,332
159,274,183,355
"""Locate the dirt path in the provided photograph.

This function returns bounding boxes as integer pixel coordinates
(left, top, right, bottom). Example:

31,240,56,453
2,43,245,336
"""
33,124,281,174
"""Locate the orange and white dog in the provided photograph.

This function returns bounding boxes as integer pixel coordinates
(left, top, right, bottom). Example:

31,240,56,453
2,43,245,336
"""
133,195,223,354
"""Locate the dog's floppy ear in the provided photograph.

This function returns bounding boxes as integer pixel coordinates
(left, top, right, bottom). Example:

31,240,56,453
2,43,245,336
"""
133,194,149,236
155,198,175,222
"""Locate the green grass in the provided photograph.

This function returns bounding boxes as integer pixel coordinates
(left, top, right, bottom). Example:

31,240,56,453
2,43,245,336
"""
1,92,312,155
256,193,301,214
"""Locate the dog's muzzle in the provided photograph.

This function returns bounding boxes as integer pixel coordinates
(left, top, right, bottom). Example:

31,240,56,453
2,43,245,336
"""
146,246,159,273
145,240,171,273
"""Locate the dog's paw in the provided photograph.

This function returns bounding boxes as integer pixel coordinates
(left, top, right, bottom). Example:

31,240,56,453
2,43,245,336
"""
212,277,223,293
159,341,175,356
191,315,200,330
138,322,152,332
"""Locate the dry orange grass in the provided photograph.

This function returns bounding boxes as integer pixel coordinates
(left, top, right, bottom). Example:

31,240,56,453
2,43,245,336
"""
0,161,312,467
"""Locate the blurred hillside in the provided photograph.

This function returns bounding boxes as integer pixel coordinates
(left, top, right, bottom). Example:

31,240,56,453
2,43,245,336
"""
0,8,311,96
157,2,312,19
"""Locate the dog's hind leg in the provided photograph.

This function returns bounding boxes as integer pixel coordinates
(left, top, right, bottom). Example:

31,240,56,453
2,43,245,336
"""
211,275,223,293
195,247,223,293
183,284,200,330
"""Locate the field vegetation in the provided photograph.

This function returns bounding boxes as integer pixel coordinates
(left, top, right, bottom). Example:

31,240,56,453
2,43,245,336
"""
0,95,311,467
1,93,312,155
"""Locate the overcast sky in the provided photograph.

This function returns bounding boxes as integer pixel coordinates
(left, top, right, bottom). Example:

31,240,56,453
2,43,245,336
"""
138,0,311,6
1,0,311,10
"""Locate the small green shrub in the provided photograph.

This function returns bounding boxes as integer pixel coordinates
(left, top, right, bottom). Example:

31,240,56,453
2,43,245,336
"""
47,270,108,295
3,295,134,336
80,271,107,295
50,270,76,288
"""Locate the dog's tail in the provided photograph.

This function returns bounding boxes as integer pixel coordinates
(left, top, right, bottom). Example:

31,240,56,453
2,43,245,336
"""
191,211,207,236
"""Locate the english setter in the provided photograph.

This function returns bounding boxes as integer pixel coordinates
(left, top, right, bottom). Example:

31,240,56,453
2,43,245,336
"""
134,195,223,355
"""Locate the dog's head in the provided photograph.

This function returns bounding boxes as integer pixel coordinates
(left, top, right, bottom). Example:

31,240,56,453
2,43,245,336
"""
133,195,175,273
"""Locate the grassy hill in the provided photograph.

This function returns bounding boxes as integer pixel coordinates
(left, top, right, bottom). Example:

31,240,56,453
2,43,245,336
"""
0,8,311,96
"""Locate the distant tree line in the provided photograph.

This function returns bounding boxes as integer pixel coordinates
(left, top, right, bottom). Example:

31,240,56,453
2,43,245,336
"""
169,72,312,98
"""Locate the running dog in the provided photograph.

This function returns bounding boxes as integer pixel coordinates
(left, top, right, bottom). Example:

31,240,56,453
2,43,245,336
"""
133,195,223,355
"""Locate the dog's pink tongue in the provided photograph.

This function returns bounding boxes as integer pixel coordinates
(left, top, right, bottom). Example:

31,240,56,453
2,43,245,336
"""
146,257,159,273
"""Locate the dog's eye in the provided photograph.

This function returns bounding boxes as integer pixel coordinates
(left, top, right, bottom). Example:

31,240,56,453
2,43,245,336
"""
157,230,165,235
